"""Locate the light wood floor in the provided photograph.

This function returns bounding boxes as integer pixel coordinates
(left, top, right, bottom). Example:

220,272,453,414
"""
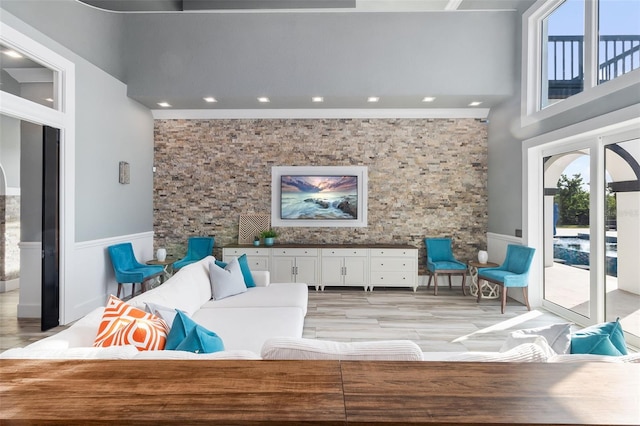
1,285,570,353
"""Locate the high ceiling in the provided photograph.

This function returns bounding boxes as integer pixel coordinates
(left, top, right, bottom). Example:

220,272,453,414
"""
80,0,531,13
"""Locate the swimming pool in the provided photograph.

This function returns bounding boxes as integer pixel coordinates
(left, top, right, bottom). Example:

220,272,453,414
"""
553,234,617,276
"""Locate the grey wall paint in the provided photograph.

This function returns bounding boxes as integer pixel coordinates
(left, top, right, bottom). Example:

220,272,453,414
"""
1,8,155,242
123,11,516,107
1,0,126,82
74,65,155,241
486,8,640,237
20,121,42,242
0,115,21,189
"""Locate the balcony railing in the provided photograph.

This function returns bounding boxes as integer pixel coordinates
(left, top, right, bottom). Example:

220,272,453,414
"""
547,35,640,99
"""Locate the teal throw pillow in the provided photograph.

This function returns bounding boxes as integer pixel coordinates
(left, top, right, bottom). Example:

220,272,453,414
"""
165,310,197,350
215,254,256,288
165,310,225,353
174,325,225,354
570,334,623,356
570,318,627,356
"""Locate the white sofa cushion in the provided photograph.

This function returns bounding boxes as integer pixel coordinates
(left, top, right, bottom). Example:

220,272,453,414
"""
442,341,554,362
133,349,261,360
25,306,105,349
200,282,308,315
0,345,139,359
548,352,640,363
191,307,305,354
261,337,424,361
129,256,214,316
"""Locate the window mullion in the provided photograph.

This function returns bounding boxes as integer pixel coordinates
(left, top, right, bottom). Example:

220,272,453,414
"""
583,0,599,89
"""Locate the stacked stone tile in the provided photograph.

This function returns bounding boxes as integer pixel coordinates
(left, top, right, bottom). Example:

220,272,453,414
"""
153,118,488,274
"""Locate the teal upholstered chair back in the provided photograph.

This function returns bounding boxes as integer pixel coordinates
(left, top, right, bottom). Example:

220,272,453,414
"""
425,238,456,263
502,244,536,276
108,243,142,277
186,237,214,259
173,236,214,270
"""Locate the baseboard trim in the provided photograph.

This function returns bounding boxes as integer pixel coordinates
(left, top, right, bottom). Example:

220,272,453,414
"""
0,278,19,293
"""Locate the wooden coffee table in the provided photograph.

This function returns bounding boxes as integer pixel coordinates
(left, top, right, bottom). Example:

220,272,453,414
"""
2,359,638,425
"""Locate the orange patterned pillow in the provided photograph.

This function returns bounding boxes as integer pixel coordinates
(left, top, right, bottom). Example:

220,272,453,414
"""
94,295,169,351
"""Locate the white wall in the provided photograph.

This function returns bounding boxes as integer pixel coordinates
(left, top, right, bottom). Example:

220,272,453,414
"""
1,8,156,323
0,115,20,191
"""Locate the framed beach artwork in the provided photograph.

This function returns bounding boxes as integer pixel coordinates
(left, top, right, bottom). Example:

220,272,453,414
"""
271,166,368,227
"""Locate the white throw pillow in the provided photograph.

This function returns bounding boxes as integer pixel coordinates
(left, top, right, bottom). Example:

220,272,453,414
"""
445,340,554,363
144,302,178,328
261,337,423,361
501,322,572,355
209,258,247,300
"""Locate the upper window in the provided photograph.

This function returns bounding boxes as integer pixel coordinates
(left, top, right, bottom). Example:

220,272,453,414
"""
598,0,640,85
523,0,640,120
541,0,585,109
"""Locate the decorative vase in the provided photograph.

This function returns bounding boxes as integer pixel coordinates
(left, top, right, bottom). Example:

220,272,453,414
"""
253,240,260,247
264,237,275,247
478,250,488,264
156,248,167,262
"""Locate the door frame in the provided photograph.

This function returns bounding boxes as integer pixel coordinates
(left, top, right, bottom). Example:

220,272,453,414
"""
523,105,640,347
0,22,75,325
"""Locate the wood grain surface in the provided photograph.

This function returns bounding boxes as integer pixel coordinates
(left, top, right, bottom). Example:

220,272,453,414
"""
2,359,639,425
340,361,640,425
0,359,346,425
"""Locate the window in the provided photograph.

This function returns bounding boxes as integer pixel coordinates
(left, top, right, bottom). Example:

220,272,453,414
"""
522,0,640,121
598,0,640,84
541,0,585,108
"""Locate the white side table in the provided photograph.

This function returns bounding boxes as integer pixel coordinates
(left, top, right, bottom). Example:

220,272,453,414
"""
467,261,500,299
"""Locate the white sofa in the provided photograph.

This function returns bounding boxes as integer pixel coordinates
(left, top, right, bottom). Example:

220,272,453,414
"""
2,255,637,363
1,256,309,359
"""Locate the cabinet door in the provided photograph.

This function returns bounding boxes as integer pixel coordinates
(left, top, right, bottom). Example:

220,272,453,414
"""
295,257,319,286
343,256,368,286
321,256,344,286
271,257,295,283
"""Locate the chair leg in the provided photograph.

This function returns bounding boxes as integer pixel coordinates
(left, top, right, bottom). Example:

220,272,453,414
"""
132,283,136,299
117,283,122,299
477,279,482,303
433,272,438,296
427,273,432,290
523,286,531,311
448,274,452,290
461,273,466,296
501,287,507,314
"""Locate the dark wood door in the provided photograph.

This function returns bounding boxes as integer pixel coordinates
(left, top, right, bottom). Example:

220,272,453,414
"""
41,126,60,331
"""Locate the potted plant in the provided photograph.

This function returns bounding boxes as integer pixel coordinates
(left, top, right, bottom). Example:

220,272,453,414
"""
260,229,277,246
253,236,260,247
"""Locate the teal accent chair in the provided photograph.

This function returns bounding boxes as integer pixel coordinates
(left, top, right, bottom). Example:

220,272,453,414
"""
172,237,214,271
477,244,536,313
107,243,164,299
425,238,467,296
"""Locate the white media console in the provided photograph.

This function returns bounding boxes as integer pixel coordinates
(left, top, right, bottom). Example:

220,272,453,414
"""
222,244,418,291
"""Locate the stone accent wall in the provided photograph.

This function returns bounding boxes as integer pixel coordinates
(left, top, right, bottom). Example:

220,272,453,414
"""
153,119,488,274
1,195,20,281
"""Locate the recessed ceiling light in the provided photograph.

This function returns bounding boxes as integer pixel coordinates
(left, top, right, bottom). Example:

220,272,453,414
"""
468,101,482,106
257,97,270,103
203,97,217,103
157,102,171,107
422,97,436,103
312,97,324,103
3,50,22,58
45,98,54,102
367,97,379,103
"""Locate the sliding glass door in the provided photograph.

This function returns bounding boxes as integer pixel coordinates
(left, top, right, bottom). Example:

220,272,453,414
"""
604,139,639,340
541,135,639,344
543,148,592,320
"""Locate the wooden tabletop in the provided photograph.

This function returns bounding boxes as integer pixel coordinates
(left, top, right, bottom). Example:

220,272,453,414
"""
1,359,639,425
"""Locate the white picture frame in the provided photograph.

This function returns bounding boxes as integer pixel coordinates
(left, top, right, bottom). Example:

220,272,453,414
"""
271,165,368,228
